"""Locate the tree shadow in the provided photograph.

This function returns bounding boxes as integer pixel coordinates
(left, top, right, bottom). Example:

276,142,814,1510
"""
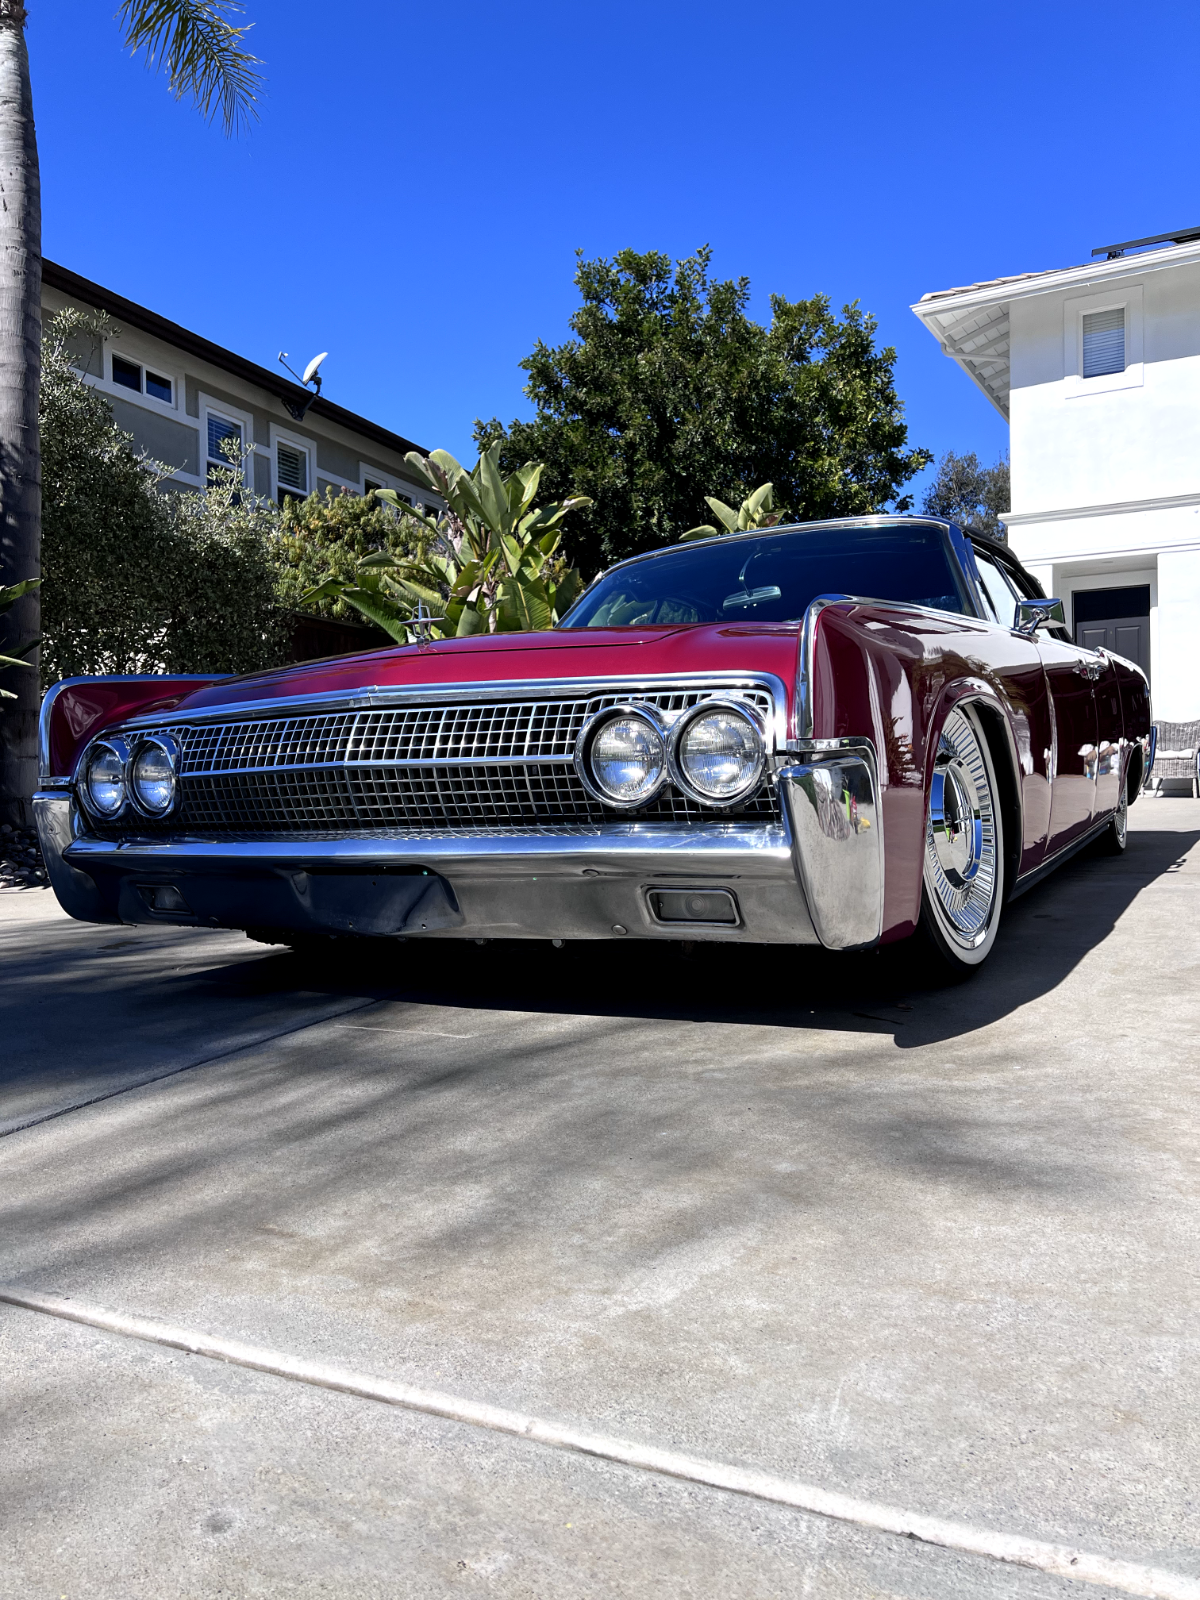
224,825,1200,1050
6,839,1187,1380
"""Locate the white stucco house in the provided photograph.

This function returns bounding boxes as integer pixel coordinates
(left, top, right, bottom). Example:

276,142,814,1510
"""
913,229,1200,722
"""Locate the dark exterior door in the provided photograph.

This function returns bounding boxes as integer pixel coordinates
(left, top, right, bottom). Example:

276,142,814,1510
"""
1038,638,1100,853
1073,585,1151,680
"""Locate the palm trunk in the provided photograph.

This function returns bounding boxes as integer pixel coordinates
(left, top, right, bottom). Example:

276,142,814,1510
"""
0,2,39,826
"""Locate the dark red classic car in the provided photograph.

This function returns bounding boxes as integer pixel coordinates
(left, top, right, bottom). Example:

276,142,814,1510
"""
35,516,1152,971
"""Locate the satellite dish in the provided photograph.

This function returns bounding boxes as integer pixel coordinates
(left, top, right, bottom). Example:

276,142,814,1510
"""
302,352,328,386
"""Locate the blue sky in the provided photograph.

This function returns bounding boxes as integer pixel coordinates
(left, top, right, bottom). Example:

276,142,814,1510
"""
36,0,1200,507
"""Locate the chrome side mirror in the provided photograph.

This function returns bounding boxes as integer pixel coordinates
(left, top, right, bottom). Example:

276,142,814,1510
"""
1013,598,1066,636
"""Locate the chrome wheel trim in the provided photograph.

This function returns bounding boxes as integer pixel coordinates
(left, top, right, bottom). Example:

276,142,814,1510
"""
924,707,1000,951
1113,781,1129,848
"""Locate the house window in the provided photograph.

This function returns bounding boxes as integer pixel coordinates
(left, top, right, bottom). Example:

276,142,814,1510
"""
1082,307,1125,378
276,440,309,505
111,353,173,404
113,354,141,391
207,413,244,485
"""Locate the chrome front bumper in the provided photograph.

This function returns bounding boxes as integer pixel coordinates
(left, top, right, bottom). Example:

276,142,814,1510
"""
34,748,883,949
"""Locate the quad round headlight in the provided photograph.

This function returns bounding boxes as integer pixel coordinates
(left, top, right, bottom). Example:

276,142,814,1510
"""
671,701,765,805
82,740,127,818
130,735,178,817
576,705,667,807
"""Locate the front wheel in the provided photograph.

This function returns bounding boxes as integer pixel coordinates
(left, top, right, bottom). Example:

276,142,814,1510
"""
919,704,1005,972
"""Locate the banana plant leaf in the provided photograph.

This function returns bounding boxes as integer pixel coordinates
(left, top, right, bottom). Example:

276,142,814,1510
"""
0,578,42,614
334,586,413,644
497,575,552,632
703,496,741,532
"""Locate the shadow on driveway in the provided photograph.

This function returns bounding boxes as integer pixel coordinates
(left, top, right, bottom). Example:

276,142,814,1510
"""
207,824,1200,1051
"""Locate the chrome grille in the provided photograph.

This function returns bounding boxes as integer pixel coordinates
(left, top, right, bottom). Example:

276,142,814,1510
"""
137,686,781,834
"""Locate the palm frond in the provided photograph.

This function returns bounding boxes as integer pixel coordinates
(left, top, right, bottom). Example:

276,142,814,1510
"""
118,0,263,135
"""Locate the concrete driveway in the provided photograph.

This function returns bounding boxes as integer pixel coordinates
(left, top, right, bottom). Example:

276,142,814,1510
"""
2,799,1199,1600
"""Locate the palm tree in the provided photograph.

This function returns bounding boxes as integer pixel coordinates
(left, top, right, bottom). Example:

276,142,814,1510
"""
0,0,262,824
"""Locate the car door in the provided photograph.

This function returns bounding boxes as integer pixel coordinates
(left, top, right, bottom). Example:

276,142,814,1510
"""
976,545,1102,854
1091,656,1125,817
970,544,1059,871
1038,637,1101,851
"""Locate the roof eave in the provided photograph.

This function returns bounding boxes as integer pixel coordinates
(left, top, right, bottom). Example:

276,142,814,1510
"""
42,259,429,465
911,238,1200,320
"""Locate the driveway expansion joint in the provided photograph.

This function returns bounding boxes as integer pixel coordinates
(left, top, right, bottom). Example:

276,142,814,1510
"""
1,1284,1196,1600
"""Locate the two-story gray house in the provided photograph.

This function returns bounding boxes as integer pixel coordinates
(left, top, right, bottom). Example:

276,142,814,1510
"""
43,260,438,516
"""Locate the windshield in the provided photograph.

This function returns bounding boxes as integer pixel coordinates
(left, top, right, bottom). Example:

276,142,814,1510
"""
559,524,973,628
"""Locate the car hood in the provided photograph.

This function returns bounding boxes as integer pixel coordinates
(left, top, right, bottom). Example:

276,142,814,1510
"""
176,624,803,712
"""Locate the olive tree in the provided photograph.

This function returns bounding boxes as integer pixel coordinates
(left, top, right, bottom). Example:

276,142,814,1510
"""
41,310,283,676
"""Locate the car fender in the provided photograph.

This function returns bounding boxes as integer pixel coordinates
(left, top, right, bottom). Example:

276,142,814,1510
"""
39,675,228,786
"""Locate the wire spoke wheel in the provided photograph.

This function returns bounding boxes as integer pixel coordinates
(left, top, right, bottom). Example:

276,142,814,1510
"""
1099,772,1129,855
921,705,1004,968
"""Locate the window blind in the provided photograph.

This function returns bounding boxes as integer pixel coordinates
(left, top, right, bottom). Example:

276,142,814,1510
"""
207,415,242,463
277,441,308,492
1082,307,1125,377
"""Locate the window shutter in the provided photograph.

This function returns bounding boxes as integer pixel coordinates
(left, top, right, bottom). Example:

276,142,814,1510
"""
277,441,308,492
1082,307,1125,377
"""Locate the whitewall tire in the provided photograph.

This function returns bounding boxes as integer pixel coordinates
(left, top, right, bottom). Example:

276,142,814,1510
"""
1098,774,1129,855
919,704,1005,971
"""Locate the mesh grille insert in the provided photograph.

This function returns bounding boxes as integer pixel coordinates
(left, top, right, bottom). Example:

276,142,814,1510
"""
128,686,781,834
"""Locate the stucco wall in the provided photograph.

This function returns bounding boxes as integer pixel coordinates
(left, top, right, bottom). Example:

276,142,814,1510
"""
1009,264,1200,517
1155,550,1200,721
107,396,200,478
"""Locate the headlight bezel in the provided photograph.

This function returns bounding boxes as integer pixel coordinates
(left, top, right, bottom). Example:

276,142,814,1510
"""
79,737,131,821
667,698,767,808
128,733,180,818
574,702,669,809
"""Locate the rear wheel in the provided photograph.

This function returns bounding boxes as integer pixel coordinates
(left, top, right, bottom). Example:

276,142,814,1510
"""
1096,773,1129,855
919,704,1005,972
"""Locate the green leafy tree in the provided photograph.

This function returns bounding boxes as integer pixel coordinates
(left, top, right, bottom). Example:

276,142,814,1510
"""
275,485,422,623
40,310,282,677
475,247,930,576
41,310,177,677
161,450,286,674
922,450,1010,541
681,482,788,541
0,0,262,819
303,445,590,642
